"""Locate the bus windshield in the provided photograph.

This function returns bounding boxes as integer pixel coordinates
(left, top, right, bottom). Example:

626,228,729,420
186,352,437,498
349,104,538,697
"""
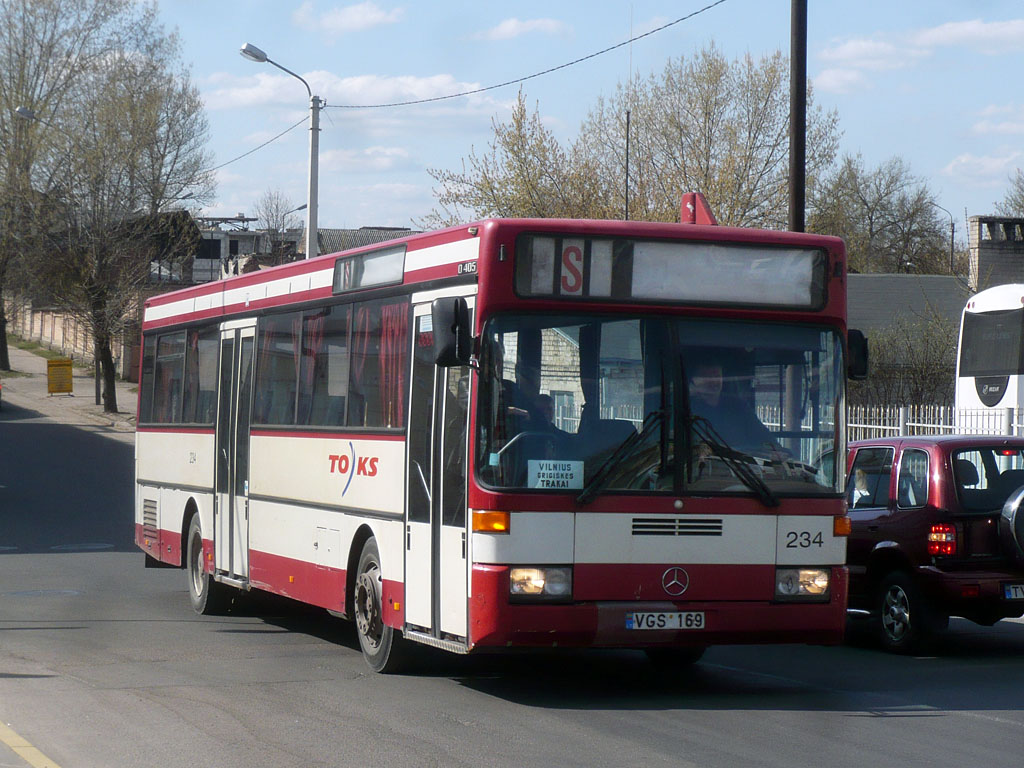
476,314,844,499
959,307,1024,377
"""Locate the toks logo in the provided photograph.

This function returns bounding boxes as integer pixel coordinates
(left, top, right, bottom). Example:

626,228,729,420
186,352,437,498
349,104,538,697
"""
328,442,379,497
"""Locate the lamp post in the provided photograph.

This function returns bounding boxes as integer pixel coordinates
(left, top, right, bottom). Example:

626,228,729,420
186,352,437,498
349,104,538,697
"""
931,201,956,275
240,43,321,260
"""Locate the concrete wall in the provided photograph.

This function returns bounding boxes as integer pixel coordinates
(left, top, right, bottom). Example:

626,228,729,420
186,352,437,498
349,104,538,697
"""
3,295,136,381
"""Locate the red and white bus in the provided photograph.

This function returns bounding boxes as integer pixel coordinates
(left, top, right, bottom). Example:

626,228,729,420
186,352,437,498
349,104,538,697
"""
135,195,863,671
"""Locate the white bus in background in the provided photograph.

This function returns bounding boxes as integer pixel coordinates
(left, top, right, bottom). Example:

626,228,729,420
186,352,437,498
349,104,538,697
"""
956,283,1024,411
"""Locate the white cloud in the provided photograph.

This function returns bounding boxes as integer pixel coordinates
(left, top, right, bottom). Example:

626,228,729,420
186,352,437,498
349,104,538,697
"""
942,151,1024,186
819,38,927,71
911,18,1024,54
476,18,571,41
817,18,1023,90
314,182,430,227
971,104,1024,135
292,1,404,34
205,72,310,110
204,71,486,113
321,145,413,172
813,68,869,95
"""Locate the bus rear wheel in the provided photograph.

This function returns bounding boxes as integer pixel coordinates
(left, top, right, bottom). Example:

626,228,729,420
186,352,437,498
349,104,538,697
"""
186,515,228,615
353,538,405,673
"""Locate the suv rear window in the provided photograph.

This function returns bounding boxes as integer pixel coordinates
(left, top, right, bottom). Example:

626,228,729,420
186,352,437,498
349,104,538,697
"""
896,449,928,508
954,447,1024,512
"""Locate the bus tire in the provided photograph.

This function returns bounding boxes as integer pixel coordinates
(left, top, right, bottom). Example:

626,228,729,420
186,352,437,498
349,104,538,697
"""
353,537,405,673
186,514,229,615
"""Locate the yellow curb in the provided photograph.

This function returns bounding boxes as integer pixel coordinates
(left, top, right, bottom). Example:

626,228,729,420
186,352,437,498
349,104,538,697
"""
0,721,61,768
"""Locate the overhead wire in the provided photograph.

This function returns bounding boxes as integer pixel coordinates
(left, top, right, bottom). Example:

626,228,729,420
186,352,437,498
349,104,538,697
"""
212,0,728,169
326,0,728,109
211,116,309,171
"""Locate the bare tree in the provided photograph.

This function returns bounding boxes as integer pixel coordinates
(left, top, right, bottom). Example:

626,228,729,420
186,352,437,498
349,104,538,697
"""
580,45,839,227
253,187,302,266
996,168,1024,217
16,3,214,412
849,313,958,406
422,90,605,228
809,154,950,274
0,0,149,371
424,44,840,229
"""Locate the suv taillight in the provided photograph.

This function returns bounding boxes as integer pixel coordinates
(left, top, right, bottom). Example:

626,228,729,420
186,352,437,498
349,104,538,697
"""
928,523,957,556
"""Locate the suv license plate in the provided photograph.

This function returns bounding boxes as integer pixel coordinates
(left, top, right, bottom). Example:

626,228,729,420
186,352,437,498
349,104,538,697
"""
1004,584,1024,600
626,612,705,630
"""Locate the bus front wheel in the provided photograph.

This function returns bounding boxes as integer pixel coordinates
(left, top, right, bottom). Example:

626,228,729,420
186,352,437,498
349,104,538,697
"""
186,515,228,615
353,538,405,673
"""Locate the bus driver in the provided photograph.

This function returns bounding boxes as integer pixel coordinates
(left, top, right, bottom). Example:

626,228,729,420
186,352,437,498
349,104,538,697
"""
689,359,778,455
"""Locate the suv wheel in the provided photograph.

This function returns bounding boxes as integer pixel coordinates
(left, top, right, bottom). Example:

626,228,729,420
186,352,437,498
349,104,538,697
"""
877,571,934,653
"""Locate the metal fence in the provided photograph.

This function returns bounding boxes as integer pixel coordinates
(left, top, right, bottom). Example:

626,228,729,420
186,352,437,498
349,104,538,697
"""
848,404,1024,441
548,401,1022,443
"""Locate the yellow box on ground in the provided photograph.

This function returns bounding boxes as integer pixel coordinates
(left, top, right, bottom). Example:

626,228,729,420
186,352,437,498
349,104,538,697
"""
47,358,74,395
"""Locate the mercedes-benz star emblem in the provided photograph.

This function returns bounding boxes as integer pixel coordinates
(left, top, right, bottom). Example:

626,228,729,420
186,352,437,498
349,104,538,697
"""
661,567,689,596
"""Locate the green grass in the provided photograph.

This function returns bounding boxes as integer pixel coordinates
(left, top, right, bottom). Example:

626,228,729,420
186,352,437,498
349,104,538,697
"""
5,333,91,367
9,336,68,360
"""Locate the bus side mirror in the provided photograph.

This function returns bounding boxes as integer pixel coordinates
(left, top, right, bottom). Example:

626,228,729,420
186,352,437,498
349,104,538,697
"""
431,296,471,367
848,329,868,380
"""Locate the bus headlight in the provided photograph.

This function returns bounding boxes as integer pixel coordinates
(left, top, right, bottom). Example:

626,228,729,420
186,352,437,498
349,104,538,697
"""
775,568,830,601
509,566,572,602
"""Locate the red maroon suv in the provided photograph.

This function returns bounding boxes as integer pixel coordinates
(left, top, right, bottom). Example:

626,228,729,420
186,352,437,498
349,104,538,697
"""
846,435,1024,652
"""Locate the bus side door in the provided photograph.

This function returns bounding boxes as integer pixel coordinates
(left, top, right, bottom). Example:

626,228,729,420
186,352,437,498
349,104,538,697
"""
214,320,256,582
405,300,472,645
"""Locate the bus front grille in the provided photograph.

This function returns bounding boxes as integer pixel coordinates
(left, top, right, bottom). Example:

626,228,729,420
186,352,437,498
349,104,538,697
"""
631,517,723,536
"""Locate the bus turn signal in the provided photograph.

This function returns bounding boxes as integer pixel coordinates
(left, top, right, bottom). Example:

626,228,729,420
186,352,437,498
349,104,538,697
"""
472,510,510,533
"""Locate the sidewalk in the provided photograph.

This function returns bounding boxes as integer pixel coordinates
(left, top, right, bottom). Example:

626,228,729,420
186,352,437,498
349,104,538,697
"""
0,342,137,434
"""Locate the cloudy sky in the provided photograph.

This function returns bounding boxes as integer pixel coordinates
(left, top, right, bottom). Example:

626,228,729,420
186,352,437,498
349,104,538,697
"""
157,0,1024,238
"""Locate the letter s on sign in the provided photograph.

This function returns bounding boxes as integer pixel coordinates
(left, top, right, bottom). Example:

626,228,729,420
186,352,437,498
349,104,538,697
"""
560,245,583,295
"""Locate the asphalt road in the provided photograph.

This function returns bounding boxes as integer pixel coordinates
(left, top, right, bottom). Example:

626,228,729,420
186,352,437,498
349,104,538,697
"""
2,396,1024,768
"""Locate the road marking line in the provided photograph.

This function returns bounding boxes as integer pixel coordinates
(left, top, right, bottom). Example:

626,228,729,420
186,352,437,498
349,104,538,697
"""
0,721,62,768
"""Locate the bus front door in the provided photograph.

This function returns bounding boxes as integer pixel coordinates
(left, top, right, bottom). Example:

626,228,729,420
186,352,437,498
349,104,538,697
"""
405,307,471,647
214,321,256,583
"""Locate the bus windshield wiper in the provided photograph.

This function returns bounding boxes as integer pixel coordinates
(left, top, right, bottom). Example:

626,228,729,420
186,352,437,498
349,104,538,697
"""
576,410,664,505
691,416,780,508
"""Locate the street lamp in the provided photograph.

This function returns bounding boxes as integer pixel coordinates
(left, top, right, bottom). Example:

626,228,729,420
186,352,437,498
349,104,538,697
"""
931,201,956,275
240,43,321,259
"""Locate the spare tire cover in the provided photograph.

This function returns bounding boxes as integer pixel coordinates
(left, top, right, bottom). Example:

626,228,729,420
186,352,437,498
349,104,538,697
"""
1000,485,1024,564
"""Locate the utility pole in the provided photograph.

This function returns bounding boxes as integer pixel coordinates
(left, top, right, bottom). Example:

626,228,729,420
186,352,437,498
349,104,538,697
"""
789,0,807,233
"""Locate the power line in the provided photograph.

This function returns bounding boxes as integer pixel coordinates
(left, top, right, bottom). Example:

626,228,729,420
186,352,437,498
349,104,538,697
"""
211,116,309,172
326,0,728,110
211,1,727,169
